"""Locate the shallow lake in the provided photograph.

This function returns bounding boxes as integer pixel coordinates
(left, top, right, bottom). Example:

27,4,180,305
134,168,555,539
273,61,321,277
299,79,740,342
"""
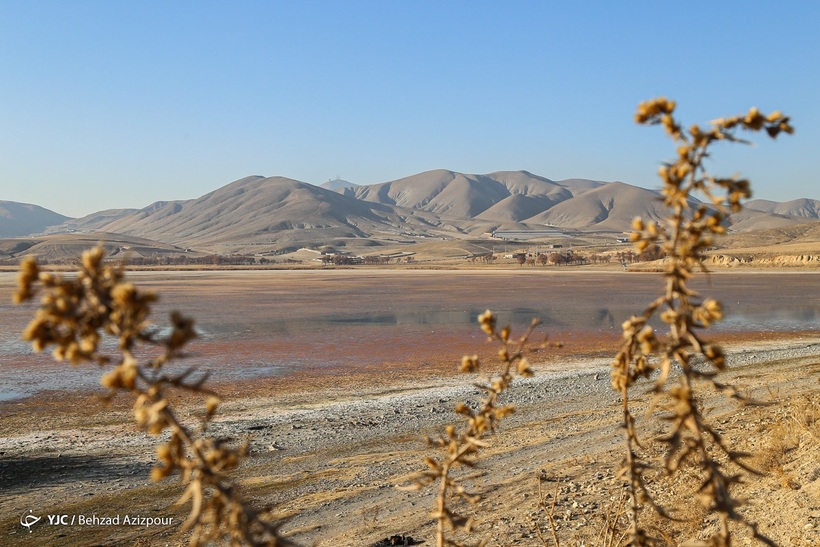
1,269,818,400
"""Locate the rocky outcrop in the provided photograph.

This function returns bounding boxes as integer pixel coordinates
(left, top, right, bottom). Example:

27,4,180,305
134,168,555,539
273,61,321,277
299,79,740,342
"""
707,254,819,267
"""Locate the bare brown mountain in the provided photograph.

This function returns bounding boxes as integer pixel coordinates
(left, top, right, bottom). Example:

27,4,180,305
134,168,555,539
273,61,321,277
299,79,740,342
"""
0,201,71,237
516,183,819,233
320,178,359,191
725,209,808,232
746,198,820,219
48,207,140,234
344,169,604,221
50,176,442,253
13,170,819,257
0,232,191,262
719,220,820,250
522,181,669,231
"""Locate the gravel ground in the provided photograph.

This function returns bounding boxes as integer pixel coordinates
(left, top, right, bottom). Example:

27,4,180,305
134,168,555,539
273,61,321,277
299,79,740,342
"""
2,337,819,546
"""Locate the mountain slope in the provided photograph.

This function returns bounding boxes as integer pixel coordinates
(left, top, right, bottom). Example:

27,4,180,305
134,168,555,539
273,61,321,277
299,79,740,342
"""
46,208,140,234
0,201,71,237
348,169,589,221
523,182,669,231
0,232,191,262
53,176,441,251
725,209,810,232
17,171,820,256
746,198,820,219
320,178,359,191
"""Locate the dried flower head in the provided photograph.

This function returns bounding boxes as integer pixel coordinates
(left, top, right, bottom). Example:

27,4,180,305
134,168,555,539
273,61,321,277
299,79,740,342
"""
611,100,790,546
15,247,290,546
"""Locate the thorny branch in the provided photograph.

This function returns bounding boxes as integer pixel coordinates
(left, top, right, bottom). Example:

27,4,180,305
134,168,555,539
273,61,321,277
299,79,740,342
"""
15,247,292,546
611,99,792,546
409,310,552,547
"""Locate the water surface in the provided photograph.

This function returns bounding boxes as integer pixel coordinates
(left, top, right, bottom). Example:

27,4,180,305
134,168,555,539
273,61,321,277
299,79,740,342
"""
2,270,818,401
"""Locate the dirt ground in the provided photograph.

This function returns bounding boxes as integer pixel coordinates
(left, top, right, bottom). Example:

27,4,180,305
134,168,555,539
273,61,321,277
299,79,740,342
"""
1,270,819,546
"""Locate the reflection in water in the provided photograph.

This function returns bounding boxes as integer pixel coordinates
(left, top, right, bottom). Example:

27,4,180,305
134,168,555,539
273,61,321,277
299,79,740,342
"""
2,272,818,401
307,307,649,331
323,310,482,326
276,307,624,330
207,301,818,335
596,308,616,329
722,306,818,331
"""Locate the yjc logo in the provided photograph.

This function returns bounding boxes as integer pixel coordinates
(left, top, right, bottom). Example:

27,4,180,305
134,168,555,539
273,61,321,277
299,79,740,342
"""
20,510,41,533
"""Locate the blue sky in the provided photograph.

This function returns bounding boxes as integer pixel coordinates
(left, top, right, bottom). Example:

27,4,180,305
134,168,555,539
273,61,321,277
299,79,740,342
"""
1,1,818,218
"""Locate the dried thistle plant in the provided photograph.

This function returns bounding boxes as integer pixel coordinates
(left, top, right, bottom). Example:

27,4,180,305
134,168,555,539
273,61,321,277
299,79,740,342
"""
409,310,546,547
15,247,291,547
534,476,561,547
612,99,792,546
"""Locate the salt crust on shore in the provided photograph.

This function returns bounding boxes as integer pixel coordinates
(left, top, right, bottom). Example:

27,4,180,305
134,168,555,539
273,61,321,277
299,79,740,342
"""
2,337,818,546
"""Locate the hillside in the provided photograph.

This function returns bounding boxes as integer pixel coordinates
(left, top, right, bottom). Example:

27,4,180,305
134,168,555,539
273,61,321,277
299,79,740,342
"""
524,181,668,230
45,176,445,253
0,201,71,237
347,170,588,220
6,169,818,259
746,198,820,219
320,178,359,191
725,209,808,232
0,232,194,263
716,220,820,251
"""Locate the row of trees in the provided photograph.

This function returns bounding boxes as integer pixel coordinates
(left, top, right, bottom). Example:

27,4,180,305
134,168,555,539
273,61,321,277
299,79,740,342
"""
320,254,415,265
106,254,260,266
3,246,667,268
0,254,279,267
512,245,666,266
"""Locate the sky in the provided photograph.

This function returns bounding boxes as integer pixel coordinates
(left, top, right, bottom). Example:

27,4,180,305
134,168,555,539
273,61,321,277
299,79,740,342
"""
1,1,818,218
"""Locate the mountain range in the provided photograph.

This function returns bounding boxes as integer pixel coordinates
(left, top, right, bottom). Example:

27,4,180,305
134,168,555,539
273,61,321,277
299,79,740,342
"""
3,170,819,255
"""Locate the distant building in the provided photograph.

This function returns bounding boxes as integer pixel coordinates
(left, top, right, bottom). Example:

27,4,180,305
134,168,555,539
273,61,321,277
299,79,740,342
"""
491,230,565,240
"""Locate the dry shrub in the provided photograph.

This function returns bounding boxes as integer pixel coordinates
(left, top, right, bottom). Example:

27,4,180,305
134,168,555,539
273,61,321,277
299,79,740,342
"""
759,420,800,490
411,99,793,547
612,99,792,546
788,394,820,442
757,394,819,490
407,311,550,547
14,248,291,547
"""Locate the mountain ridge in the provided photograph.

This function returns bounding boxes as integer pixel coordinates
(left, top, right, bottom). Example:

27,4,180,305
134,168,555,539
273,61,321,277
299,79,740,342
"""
0,201,72,238
4,170,818,252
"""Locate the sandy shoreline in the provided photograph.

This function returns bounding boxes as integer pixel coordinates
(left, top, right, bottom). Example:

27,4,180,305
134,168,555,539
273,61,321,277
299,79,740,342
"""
2,336,819,545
